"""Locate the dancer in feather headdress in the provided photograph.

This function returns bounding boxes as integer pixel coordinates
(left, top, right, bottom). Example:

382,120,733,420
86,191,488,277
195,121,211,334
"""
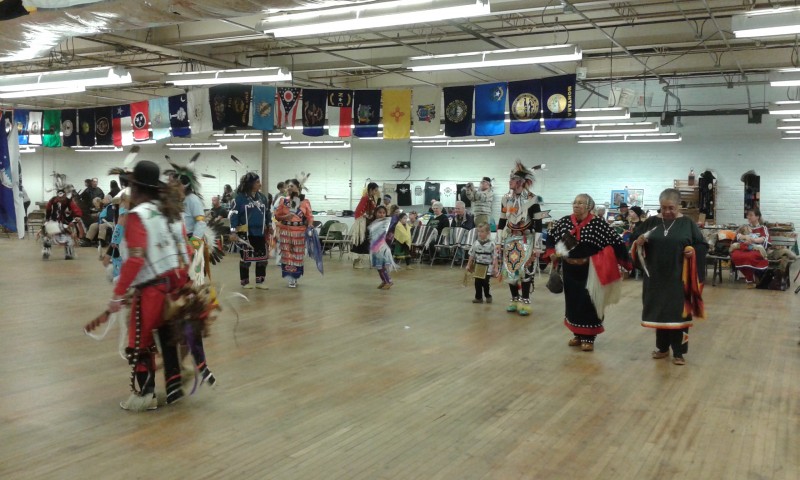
497,160,547,316
41,188,83,260
275,173,321,287
369,205,397,289
107,161,212,411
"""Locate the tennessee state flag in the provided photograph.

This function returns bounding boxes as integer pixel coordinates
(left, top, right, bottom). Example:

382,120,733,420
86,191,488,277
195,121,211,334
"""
112,105,133,146
130,101,150,141
382,89,411,140
327,90,353,137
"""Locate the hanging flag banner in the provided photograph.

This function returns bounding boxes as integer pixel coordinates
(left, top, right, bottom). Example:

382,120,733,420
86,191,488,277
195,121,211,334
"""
353,90,381,138
412,87,441,138
0,126,18,233
277,87,301,128
508,79,542,134
326,90,353,137
13,110,28,145
112,105,133,147
187,88,212,134
27,111,43,145
209,84,252,130
301,89,326,137
130,101,150,142
61,109,77,147
251,86,276,131
168,94,191,137
149,97,171,140
42,110,62,148
542,74,576,131
475,82,507,136
382,89,411,140
94,107,114,145
443,85,474,138
78,108,95,146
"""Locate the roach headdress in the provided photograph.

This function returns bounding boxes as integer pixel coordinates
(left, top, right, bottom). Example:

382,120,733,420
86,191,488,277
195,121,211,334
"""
162,153,215,199
510,160,535,190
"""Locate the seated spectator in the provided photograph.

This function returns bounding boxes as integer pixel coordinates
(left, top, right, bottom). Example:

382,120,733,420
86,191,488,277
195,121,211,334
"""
426,201,449,236
209,195,229,220
730,208,769,287
451,201,475,230
408,211,422,229
615,202,630,229
84,199,114,247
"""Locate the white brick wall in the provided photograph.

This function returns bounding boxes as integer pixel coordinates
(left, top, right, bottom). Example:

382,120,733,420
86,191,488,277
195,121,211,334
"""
18,115,799,228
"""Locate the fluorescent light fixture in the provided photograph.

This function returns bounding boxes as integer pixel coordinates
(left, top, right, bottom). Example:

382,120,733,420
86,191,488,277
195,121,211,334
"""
769,68,800,86
542,122,658,135
574,107,630,121
166,142,228,151
166,67,291,86
411,138,494,148
259,0,490,38
19,146,37,154
279,141,350,149
72,146,124,152
732,7,800,38
212,132,291,142
0,85,86,99
0,67,131,94
406,44,581,71
781,131,800,140
769,101,800,115
577,133,682,144
776,119,800,129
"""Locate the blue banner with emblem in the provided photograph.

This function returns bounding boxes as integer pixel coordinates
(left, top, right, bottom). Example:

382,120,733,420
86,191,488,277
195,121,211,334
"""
168,94,191,137
542,74,576,131
353,90,381,138
508,79,542,134
251,86,276,131
443,85,474,138
474,82,507,136
301,89,327,137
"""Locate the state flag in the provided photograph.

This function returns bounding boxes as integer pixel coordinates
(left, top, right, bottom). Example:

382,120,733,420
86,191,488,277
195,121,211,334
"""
301,89,326,137
326,90,352,137
42,110,62,148
94,107,113,145
508,79,542,134
209,84,252,130
112,105,133,146
443,86,473,137
353,90,381,138
277,87,300,128
61,109,78,147
382,89,411,140
412,87,441,138
27,111,43,145
542,74,576,131
77,108,95,146
474,82,507,136
187,89,212,134
13,110,28,145
251,86,276,131
168,94,191,137
130,101,150,141
148,98,170,140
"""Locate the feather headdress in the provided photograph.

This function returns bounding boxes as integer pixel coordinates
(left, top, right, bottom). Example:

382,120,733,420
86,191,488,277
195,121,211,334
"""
295,171,310,192
162,153,215,199
510,160,535,190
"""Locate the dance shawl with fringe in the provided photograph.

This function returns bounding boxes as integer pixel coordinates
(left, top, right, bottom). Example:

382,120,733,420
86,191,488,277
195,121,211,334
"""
682,246,705,320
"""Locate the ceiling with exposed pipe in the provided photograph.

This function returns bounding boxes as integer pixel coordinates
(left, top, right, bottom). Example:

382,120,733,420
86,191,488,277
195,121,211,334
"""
1,0,797,112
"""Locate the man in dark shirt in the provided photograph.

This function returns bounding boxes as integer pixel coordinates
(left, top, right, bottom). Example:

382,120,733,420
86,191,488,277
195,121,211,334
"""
209,195,229,220
451,201,475,230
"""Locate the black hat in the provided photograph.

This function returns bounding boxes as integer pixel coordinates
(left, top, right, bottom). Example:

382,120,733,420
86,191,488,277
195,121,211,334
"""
123,160,165,189
482,176,492,184
619,202,628,209
630,206,644,217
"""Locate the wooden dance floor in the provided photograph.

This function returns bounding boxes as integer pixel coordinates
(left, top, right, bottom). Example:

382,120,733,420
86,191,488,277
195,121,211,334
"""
1,238,798,479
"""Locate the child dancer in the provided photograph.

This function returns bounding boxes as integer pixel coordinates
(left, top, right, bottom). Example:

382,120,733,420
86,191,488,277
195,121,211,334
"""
466,223,498,303
392,212,413,269
369,206,396,289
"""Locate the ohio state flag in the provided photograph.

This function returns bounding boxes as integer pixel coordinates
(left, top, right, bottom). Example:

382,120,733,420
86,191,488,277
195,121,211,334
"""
277,87,300,128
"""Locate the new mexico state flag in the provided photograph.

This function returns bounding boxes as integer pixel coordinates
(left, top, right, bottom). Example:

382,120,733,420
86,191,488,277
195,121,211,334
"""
382,89,411,140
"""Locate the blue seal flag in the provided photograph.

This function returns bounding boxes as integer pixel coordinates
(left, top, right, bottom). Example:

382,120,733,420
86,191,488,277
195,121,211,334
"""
475,82,507,136
542,74,576,131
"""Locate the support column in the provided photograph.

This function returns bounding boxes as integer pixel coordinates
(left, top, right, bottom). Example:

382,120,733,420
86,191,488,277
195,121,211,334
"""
261,131,270,198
